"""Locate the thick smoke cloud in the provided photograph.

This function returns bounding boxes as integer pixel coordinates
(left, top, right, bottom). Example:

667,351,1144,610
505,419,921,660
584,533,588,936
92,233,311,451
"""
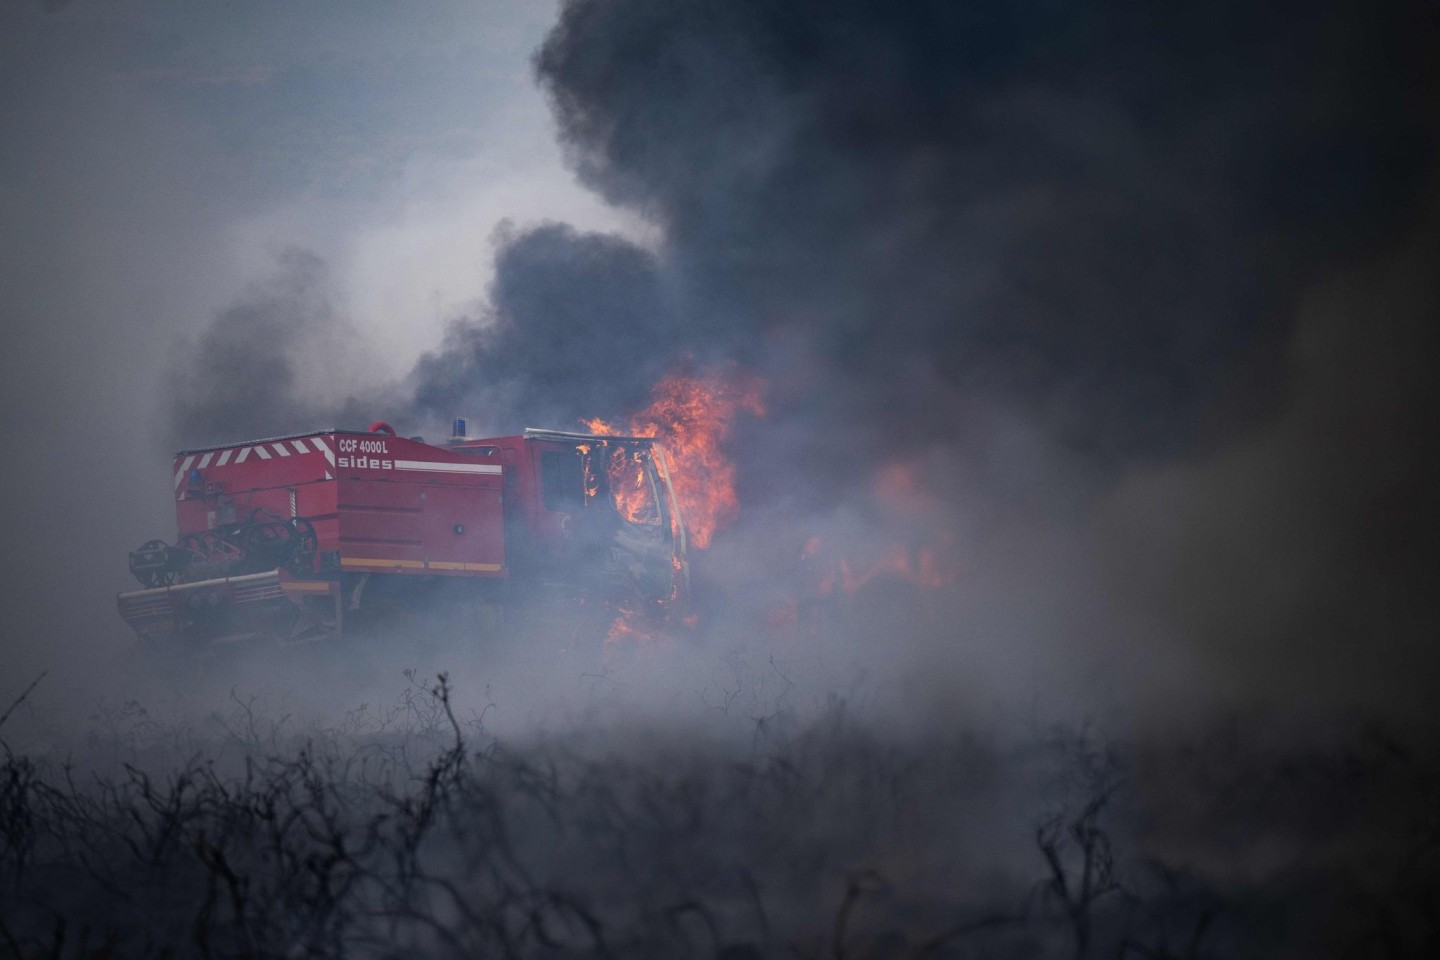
410,222,687,433
1090,221,1440,720
177,226,683,446
494,0,1433,719
165,0,1438,720
530,0,1432,464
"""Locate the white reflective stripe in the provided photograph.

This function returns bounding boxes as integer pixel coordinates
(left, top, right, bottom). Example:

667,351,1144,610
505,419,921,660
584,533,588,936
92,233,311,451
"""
318,436,335,466
291,439,309,454
271,443,291,457
173,455,196,489
217,448,234,466
197,452,214,468
254,446,272,460
392,460,502,475
237,447,252,464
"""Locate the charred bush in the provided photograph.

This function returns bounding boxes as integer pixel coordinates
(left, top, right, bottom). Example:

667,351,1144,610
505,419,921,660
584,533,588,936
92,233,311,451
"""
1,679,1435,959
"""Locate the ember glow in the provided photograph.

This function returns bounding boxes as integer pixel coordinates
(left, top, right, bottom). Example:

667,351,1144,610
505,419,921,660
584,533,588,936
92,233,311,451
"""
802,535,958,599
584,367,764,549
797,458,961,606
602,602,660,650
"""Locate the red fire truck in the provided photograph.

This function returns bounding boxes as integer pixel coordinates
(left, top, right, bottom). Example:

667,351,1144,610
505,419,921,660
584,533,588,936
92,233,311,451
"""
118,421,688,646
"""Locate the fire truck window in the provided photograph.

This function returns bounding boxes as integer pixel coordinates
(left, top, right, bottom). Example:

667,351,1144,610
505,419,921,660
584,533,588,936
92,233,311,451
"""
541,451,584,510
604,445,661,525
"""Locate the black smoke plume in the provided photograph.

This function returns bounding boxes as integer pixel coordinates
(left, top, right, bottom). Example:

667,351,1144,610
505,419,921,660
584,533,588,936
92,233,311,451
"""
528,0,1434,465
480,0,1434,718
409,222,689,434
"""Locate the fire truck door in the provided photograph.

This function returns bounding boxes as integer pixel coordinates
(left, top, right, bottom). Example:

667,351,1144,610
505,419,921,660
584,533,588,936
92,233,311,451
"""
422,484,504,571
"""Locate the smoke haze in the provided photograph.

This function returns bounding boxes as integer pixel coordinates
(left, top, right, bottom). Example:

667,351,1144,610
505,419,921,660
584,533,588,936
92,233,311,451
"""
0,0,1430,737
2,1,1438,954
533,0,1429,454
93,0,1436,729
345,0,1439,723
409,222,686,435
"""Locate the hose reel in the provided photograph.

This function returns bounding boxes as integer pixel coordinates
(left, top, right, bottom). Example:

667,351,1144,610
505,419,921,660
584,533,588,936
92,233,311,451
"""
128,512,318,588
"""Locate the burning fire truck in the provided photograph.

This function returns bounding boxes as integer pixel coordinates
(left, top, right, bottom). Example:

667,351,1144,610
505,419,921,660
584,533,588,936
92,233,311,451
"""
118,420,688,646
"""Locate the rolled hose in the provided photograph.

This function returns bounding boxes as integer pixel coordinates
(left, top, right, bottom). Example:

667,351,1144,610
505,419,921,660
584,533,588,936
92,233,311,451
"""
128,513,318,587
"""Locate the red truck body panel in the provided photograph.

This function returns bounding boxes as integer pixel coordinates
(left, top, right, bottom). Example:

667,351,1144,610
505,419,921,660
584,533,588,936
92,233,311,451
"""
172,430,506,580
122,425,686,645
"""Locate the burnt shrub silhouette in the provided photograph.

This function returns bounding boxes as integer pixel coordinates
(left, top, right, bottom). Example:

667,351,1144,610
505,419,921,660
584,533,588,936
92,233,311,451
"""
2,677,1436,959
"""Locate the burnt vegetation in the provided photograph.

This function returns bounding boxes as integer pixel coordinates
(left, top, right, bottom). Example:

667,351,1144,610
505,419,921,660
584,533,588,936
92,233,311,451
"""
3,673,1437,960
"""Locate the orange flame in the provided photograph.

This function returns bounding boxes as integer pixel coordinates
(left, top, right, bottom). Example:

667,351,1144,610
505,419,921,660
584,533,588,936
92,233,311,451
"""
603,603,669,652
802,535,959,601
798,458,961,604
605,606,644,645
609,445,660,525
584,367,764,549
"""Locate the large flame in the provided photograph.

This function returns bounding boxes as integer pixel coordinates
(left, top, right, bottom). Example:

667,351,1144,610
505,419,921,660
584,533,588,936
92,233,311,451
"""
608,445,660,526
584,367,764,549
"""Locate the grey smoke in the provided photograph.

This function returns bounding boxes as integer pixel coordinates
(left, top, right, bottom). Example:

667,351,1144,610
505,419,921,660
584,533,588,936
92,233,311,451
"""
164,0,1439,722
517,0,1438,719
529,0,1431,465
169,248,387,448
409,222,689,434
